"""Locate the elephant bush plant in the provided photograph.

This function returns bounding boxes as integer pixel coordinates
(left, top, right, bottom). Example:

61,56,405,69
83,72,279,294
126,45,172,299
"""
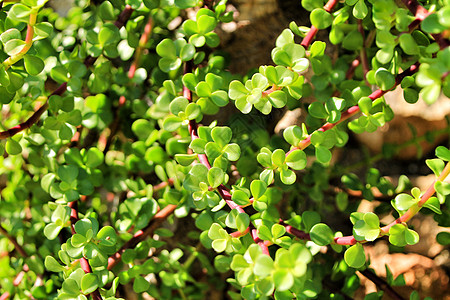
0,0,449,299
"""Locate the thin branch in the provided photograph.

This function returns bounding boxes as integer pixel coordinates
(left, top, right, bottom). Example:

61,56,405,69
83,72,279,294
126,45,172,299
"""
67,201,103,300
2,13,37,70
0,82,67,139
357,20,370,82
288,62,420,154
251,228,269,256
0,224,27,257
401,0,450,49
280,160,450,245
114,5,134,28
300,0,339,48
359,269,405,300
107,204,177,270
103,16,153,153
0,4,134,141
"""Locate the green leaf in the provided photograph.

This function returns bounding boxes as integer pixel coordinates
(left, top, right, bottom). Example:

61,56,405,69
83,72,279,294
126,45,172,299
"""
272,269,294,291
344,243,366,268
310,41,326,57
4,39,26,56
163,115,183,131
23,55,44,76
310,8,333,29
156,39,176,58
85,148,104,168
342,30,363,51
6,139,22,155
98,24,120,46
353,212,380,241
81,273,99,294
98,1,115,20
353,0,368,19
315,146,331,164
271,149,285,167
180,43,195,61
436,146,450,161
421,13,446,34
283,126,303,146
309,102,327,119
212,239,228,252
280,168,296,185
232,190,250,206
211,127,232,148
285,149,307,170
422,196,441,214
197,15,217,34
253,255,274,277
310,223,334,246
250,180,267,200
435,181,450,196
426,158,444,176
8,4,31,22
45,256,65,272
421,84,441,105
210,90,228,107
0,28,21,44
252,73,268,90
223,143,240,161
392,193,416,212
399,34,419,55
58,165,78,183
236,213,250,233
44,223,62,240
208,167,224,188
375,68,396,91
133,276,150,293
276,29,294,47
436,232,450,246
358,97,372,115
268,90,287,108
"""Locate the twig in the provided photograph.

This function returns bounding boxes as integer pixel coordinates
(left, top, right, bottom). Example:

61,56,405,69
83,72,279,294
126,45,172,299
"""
67,201,103,300
114,5,134,29
401,0,450,49
107,204,177,270
103,16,153,153
357,20,370,82
359,269,405,300
251,228,269,256
0,83,67,139
0,223,27,258
280,160,450,245
288,62,420,154
0,4,134,141
3,13,37,70
300,0,339,48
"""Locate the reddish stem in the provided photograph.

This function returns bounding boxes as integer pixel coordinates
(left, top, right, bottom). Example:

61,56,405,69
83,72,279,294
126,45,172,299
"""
251,228,270,256
300,0,339,48
0,292,10,300
346,58,361,79
288,62,420,154
359,269,405,300
128,18,153,78
114,5,134,28
67,201,103,300
357,20,370,82
0,83,67,139
401,0,450,49
107,204,177,270
0,224,27,257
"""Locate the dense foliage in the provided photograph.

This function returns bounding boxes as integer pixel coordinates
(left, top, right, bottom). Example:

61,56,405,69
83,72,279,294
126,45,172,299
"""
0,0,449,299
